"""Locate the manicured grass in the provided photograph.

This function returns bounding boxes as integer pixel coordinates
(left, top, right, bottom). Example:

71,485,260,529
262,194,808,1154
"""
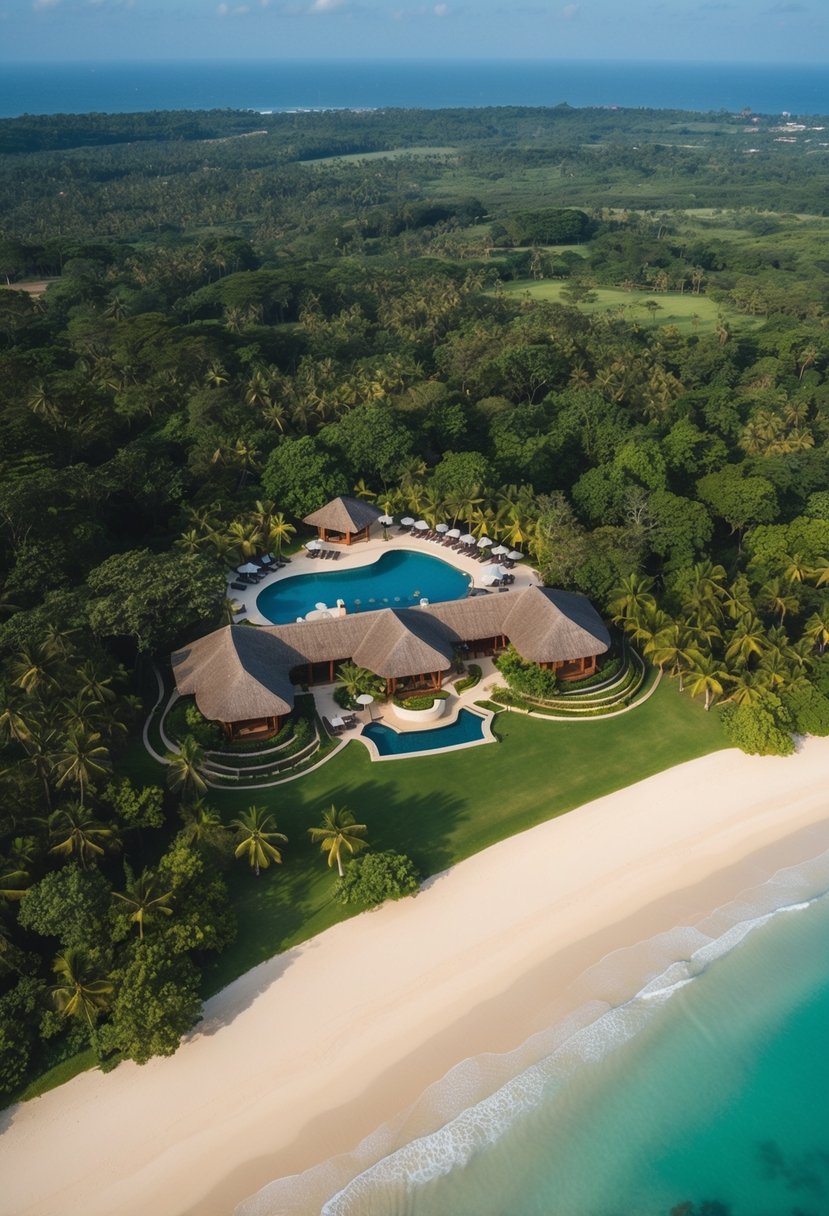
499,278,762,335
202,679,725,992
14,1049,98,1103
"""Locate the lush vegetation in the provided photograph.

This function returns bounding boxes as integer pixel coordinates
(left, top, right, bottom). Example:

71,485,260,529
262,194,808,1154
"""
1,101,828,1098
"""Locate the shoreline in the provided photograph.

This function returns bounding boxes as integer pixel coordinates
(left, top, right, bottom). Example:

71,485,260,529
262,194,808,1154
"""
1,738,828,1216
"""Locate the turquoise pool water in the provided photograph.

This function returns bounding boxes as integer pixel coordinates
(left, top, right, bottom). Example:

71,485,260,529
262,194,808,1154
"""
256,549,471,625
363,709,488,756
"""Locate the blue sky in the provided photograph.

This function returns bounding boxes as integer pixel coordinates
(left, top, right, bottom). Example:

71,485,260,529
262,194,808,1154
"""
2,0,826,62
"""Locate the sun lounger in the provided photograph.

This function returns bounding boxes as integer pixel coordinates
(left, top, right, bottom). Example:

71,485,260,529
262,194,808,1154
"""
230,581,246,591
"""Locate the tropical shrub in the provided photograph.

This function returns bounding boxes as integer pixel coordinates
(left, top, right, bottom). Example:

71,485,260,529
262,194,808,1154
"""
781,683,829,737
720,693,795,756
495,645,559,699
392,690,450,710
334,851,421,908
455,663,482,693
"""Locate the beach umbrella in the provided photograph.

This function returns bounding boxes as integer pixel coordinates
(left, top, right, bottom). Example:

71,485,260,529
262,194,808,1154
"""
414,519,428,530
460,533,475,545
305,539,321,551
447,528,461,539
492,544,508,556
482,575,499,586
477,536,493,548
484,563,507,577
378,514,393,526
237,562,259,574
400,516,415,527
507,550,524,561
356,692,375,722
435,523,449,533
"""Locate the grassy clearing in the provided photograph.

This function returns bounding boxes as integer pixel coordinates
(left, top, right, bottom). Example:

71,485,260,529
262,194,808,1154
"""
499,278,762,335
202,679,725,992
301,146,457,166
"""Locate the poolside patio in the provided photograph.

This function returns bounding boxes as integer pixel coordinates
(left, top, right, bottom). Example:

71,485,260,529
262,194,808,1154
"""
227,523,541,626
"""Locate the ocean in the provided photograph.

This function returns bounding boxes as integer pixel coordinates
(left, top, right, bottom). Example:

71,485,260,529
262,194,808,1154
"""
240,831,829,1216
0,59,827,120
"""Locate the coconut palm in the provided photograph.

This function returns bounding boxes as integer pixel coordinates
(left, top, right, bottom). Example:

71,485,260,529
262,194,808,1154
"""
683,654,727,711
644,621,700,690
723,667,772,707
10,642,62,696
803,609,829,655
267,511,296,560
724,618,767,667
113,869,174,941
51,948,113,1032
178,799,229,856
759,578,799,624
165,736,208,799
335,662,383,703
52,727,111,805
779,553,811,585
48,804,119,868
230,806,287,877
608,574,656,630
308,805,369,878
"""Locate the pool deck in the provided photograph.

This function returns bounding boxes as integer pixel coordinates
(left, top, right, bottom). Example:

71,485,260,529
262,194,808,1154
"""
228,527,540,627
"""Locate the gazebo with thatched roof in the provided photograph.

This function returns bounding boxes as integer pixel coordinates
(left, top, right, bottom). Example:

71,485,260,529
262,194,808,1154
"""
302,495,383,545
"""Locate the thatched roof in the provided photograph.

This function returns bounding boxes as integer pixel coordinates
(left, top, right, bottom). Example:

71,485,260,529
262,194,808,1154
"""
352,609,455,678
171,625,295,722
172,586,609,724
303,496,383,535
501,586,610,662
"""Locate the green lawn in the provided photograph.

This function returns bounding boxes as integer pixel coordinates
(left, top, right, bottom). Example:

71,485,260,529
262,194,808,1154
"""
301,146,457,166
202,679,726,992
499,278,762,336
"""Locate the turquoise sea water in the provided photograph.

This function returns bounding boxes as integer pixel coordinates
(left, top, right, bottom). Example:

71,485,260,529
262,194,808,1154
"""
240,833,829,1216
2,60,827,118
363,708,487,757
256,549,470,625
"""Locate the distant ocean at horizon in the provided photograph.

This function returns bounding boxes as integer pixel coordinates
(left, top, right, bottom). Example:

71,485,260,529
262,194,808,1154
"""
0,59,827,119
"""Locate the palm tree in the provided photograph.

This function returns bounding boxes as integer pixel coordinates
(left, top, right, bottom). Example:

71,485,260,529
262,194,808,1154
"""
51,948,113,1033
178,799,229,855
52,727,111,805
803,609,829,655
608,574,656,631
723,667,772,707
113,869,174,941
230,806,288,877
724,618,767,667
266,511,296,560
165,736,208,799
10,642,62,696
335,662,383,703
683,654,727,711
308,805,369,878
759,578,799,625
644,621,700,690
48,804,119,868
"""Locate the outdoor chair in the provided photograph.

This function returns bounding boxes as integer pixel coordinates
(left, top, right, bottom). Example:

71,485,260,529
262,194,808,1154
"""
330,550,341,561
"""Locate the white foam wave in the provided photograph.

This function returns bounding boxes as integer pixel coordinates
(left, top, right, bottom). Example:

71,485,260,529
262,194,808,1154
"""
238,833,829,1216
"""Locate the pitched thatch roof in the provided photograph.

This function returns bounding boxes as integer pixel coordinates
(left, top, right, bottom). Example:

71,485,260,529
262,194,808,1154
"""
352,609,455,678
171,586,610,725
500,586,611,662
303,496,383,535
171,625,295,722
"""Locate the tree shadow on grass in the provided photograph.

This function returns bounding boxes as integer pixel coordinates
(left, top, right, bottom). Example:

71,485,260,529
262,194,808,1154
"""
198,775,468,1031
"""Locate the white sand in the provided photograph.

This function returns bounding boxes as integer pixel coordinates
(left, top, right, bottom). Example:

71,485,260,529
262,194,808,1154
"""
2,737,828,1216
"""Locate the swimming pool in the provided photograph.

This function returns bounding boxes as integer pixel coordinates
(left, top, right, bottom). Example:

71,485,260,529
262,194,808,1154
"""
362,708,489,757
256,548,471,625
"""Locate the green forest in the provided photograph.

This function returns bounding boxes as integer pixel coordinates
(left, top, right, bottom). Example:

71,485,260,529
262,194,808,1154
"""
1,103,828,1104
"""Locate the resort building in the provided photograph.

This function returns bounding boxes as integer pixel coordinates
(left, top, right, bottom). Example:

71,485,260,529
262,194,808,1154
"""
303,496,383,545
171,585,610,741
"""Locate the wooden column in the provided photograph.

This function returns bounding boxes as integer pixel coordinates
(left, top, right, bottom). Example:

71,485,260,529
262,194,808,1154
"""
329,659,335,681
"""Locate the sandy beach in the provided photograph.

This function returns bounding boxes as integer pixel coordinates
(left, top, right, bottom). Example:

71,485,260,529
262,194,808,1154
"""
2,737,828,1216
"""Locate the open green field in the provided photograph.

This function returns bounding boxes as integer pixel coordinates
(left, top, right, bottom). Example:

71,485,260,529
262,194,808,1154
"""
302,145,457,166
200,679,726,993
499,278,763,335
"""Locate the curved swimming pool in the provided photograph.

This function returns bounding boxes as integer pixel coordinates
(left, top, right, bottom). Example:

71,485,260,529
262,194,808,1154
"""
257,548,471,625
363,708,489,757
